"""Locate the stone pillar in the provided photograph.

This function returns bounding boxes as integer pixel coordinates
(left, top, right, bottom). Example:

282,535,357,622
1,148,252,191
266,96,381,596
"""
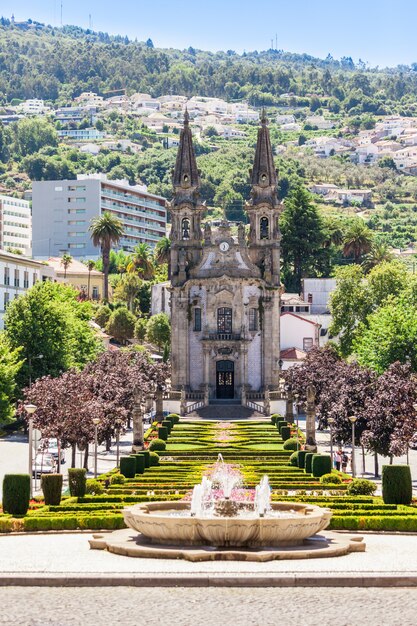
132,387,144,452
155,385,164,422
285,389,294,422
306,384,317,447
180,386,187,416
241,385,247,407
264,388,270,417
203,384,209,407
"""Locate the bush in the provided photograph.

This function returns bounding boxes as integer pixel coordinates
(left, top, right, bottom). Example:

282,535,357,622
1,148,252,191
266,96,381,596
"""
289,451,299,467
106,307,136,342
149,439,166,452
277,420,288,432
270,414,282,425
2,474,30,515
149,451,160,466
162,420,172,434
158,426,168,441
68,468,87,498
41,474,63,505
382,465,412,504
95,305,112,328
280,426,291,441
131,454,145,475
141,450,150,468
120,456,136,478
347,478,376,496
304,452,315,474
297,450,307,469
283,438,299,451
168,414,180,424
134,317,148,342
320,473,342,485
85,479,104,495
311,454,332,478
110,473,125,485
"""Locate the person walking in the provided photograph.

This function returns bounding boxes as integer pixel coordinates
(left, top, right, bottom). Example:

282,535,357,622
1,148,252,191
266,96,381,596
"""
334,449,342,471
341,450,348,473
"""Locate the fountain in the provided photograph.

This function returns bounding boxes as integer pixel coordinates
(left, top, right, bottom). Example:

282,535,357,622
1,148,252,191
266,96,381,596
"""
90,455,366,560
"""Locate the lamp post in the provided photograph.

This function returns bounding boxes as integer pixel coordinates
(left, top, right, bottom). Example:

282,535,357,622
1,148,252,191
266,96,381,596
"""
24,403,37,498
92,418,100,478
348,416,358,478
328,418,335,465
293,392,300,450
28,354,43,389
115,418,122,468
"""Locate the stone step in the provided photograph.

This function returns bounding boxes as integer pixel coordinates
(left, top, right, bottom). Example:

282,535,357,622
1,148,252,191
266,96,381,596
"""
186,404,264,420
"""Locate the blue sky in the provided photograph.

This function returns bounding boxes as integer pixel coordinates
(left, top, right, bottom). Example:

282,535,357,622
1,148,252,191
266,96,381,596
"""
2,0,417,67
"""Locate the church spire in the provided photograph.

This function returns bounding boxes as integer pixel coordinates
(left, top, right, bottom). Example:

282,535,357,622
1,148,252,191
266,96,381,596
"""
249,111,278,205
172,109,200,200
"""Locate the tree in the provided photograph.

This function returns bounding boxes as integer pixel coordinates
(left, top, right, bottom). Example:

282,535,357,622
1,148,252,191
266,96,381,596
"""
127,243,155,280
113,273,142,313
154,236,171,279
280,185,327,291
60,253,72,279
361,241,393,273
85,260,96,298
14,118,58,157
342,219,373,263
0,335,23,423
134,318,148,342
145,313,171,350
89,212,124,301
106,307,136,343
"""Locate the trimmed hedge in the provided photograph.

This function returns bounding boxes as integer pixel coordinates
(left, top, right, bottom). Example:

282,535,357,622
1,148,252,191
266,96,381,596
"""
311,454,332,478
131,454,145,475
297,450,307,469
120,456,136,479
280,426,291,441
41,474,63,505
85,479,104,495
347,478,376,496
158,426,168,441
149,439,166,451
382,465,412,505
320,473,342,485
283,438,299,451
149,451,160,466
68,468,86,498
23,514,125,532
304,452,314,474
162,420,172,434
2,474,30,515
167,413,180,424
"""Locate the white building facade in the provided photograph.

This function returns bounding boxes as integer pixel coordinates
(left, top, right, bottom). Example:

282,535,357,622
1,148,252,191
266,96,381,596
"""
0,195,32,256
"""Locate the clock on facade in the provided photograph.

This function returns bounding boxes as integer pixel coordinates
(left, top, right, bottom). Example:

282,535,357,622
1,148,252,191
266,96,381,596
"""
219,241,229,252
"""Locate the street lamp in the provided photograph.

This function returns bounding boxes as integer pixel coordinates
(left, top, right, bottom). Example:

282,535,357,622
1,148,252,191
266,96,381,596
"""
328,418,335,465
293,393,300,450
24,403,37,498
115,418,122,468
92,418,100,478
348,416,358,478
28,354,43,389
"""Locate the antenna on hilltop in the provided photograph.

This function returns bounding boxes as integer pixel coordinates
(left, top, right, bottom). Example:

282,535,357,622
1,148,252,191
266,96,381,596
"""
60,1,63,27
89,14,93,29
275,33,277,50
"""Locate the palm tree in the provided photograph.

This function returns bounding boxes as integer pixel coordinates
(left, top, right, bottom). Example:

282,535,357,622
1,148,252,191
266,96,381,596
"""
127,243,155,280
362,241,394,273
155,236,171,279
86,260,96,298
89,212,124,301
342,220,373,263
60,253,73,279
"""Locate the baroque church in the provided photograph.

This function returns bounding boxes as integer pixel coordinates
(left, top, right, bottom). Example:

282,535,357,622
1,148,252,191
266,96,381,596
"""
169,111,282,401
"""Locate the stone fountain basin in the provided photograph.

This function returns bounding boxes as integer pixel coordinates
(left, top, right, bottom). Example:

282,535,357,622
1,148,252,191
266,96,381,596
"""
123,501,332,548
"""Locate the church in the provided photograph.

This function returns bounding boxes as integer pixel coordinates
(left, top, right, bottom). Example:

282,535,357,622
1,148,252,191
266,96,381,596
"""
169,111,282,401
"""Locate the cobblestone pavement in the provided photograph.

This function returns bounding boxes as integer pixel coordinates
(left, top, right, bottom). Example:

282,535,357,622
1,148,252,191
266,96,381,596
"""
1,587,417,626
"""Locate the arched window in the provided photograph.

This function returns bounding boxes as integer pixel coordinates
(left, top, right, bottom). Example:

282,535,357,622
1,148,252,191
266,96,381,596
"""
260,217,269,240
217,307,232,333
182,217,190,240
194,307,202,332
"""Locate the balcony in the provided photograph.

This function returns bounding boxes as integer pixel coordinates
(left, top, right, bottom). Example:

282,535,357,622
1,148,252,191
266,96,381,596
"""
205,332,241,341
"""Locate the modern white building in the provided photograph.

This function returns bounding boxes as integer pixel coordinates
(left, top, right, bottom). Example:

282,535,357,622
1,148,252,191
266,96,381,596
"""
32,174,167,258
0,250,55,329
0,194,32,256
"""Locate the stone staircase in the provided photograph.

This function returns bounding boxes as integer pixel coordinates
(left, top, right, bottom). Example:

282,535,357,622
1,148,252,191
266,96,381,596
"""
185,400,264,420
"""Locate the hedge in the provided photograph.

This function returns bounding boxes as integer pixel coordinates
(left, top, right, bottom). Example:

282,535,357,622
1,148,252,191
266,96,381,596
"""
41,474,63,505
149,439,166,451
68,468,86,498
149,451,160,466
297,450,307,469
23,514,125,532
162,420,172,434
382,465,412,505
283,438,299,451
2,474,30,515
304,453,314,474
131,454,145,475
329,515,417,532
280,426,291,441
120,456,136,479
311,454,332,478
167,414,180,424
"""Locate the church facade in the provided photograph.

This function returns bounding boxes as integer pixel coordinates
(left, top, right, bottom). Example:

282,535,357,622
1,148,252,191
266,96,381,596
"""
169,112,282,400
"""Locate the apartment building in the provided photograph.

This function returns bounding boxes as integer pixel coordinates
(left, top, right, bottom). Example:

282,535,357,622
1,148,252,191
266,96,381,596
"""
0,194,32,256
32,174,167,258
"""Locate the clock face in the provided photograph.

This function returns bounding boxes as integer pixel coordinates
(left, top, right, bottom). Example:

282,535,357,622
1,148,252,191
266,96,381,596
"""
219,241,229,252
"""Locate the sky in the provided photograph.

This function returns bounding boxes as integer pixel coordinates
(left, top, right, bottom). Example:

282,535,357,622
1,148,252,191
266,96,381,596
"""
2,0,417,68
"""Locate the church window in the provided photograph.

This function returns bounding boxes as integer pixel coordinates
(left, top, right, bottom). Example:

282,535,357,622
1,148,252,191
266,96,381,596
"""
182,217,190,240
260,217,269,239
303,337,314,352
194,307,202,331
217,307,232,333
249,308,258,331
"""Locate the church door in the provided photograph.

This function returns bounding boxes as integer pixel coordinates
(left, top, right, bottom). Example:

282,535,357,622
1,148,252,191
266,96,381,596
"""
216,360,234,399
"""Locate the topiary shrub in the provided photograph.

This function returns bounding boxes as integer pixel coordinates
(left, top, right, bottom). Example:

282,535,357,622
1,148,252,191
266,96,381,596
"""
85,479,104,495
382,465,412,504
157,426,168,441
304,452,315,474
297,450,307,469
149,438,166,452
2,474,30,515
141,450,150,468
41,474,63,505
283,438,299,451
289,451,299,467
320,473,342,485
68,468,87,498
168,413,180,424
347,478,376,496
120,456,136,478
149,451,160,466
270,414,281,425
281,426,291,441
162,420,172,434
131,454,145,475
311,454,332,478
277,420,288,432
110,473,125,485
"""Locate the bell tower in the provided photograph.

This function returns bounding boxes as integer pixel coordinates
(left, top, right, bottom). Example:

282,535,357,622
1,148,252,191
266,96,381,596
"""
246,111,282,287
169,111,205,286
